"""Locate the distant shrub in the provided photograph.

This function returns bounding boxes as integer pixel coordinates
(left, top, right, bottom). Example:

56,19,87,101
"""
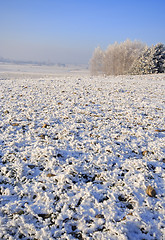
90,40,165,75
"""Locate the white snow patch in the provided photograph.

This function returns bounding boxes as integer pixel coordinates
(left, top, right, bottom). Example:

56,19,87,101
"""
0,70,165,239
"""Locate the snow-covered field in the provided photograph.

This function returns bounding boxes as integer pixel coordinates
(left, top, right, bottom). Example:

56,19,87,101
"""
0,67,165,239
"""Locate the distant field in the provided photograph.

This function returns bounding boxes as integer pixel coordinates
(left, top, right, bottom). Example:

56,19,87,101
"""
0,63,89,77
0,68,165,239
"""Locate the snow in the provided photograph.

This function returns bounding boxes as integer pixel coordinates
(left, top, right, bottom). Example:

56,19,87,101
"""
0,66,165,239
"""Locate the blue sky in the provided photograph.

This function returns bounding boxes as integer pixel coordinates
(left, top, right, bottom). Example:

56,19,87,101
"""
0,0,165,64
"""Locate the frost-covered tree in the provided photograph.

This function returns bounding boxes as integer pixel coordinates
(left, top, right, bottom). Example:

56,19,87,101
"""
89,46,104,75
105,39,145,75
153,43,165,73
130,46,153,74
120,39,145,74
103,42,119,75
130,43,165,74
90,39,145,75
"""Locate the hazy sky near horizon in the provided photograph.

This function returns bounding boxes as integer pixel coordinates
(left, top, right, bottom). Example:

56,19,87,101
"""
0,0,165,64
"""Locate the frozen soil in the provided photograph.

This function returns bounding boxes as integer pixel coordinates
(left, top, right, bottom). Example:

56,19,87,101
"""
0,73,165,239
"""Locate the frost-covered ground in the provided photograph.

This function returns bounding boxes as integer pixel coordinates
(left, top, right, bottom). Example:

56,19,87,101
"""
0,69,165,240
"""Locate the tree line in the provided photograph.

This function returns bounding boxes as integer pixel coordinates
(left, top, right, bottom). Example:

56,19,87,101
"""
90,39,165,75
